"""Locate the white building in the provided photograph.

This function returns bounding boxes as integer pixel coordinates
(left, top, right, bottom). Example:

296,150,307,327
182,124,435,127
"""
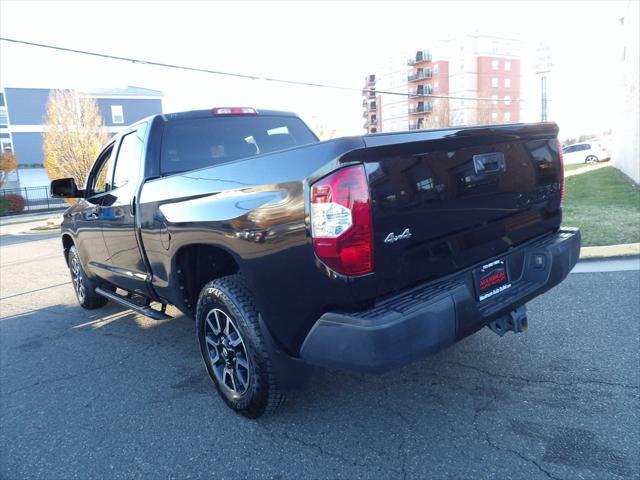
375,52,410,132
612,1,639,184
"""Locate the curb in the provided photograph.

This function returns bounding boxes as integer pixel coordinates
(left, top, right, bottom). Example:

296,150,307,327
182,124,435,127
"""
580,243,640,260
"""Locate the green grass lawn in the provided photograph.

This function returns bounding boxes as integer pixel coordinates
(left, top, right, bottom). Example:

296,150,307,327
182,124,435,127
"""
562,166,640,246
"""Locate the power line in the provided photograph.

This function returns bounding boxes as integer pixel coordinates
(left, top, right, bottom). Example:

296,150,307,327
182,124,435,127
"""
0,37,526,103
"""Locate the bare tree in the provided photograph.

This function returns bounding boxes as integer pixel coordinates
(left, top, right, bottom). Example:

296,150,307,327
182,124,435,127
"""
43,90,109,187
426,98,450,129
475,99,498,126
0,151,18,188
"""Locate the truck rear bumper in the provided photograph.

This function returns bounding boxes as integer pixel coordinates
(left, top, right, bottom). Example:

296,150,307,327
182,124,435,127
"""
299,228,581,372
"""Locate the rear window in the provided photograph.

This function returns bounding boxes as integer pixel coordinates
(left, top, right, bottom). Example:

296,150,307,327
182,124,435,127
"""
161,115,317,175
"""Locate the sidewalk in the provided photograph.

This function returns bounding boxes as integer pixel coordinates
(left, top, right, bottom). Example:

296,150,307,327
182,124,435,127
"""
564,162,610,178
0,209,66,227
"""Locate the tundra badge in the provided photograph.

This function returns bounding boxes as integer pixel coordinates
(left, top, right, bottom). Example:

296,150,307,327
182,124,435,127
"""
384,228,412,244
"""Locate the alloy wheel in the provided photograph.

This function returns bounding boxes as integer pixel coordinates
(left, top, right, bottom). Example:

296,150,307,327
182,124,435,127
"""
204,308,251,397
71,255,86,303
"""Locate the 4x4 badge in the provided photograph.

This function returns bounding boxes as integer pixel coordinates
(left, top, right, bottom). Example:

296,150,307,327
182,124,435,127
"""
384,228,412,244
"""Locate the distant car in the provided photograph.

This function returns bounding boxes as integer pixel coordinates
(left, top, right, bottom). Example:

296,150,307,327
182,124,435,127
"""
562,142,610,165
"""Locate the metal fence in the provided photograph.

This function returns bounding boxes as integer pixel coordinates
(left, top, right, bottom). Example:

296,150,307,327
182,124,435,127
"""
0,186,68,216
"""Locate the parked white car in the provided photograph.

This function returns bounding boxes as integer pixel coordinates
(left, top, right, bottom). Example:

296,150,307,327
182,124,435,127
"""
562,142,610,165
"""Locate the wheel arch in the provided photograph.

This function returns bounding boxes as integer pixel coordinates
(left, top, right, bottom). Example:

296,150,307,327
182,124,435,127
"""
173,243,240,316
61,233,74,266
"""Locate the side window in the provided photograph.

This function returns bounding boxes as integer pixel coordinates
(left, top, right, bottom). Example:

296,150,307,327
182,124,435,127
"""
112,128,145,192
583,144,591,150
89,144,115,196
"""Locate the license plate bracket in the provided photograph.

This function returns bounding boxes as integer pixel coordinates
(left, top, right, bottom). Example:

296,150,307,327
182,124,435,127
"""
474,258,511,301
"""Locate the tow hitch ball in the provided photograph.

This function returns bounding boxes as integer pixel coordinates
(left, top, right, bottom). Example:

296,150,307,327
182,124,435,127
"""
488,305,528,336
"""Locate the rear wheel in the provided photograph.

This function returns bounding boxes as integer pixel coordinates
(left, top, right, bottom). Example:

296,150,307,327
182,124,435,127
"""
68,245,108,309
196,274,285,418
585,155,598,164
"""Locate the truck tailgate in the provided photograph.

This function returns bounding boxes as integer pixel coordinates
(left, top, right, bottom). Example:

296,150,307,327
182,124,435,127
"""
344,123,563,296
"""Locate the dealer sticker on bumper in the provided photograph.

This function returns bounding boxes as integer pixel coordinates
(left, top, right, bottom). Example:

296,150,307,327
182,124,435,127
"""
474,258,512,301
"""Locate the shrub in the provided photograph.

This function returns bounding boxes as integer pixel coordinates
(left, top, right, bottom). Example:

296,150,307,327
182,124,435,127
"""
0,193,26,213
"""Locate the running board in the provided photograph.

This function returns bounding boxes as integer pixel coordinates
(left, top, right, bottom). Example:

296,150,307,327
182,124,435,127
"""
95,287,172,321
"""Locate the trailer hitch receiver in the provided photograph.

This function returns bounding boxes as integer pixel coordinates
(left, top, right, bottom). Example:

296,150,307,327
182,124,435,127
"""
487,305,528,336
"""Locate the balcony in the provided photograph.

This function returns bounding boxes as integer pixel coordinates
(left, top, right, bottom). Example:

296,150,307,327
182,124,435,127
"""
368,90,376,98
366,74,376,85
408,103,432,114
369,103,377,111
410,86,432,97
407,51,432,65
363,119,377,129
408,71,432,82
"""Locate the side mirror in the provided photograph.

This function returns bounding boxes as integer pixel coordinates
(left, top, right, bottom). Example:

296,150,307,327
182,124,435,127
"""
50,178,84,198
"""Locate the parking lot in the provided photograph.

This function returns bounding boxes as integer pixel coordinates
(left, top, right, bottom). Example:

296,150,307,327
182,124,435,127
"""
1,219,638,480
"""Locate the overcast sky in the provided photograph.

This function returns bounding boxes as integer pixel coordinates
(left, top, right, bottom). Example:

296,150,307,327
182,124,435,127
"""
0,0,632,139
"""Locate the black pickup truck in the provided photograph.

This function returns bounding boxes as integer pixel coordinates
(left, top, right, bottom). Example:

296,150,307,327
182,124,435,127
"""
51,107,580,418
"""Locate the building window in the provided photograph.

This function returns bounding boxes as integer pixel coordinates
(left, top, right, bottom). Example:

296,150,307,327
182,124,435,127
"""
434,82,439,93
491,112,498,121
491,60,499,70
504,112,511,122
505,61,511,71
491,78,498,88
492,95,498,105
504,78,511,88
433,64,439,75
504,96,511,105
1,138,13,152
0,107,8,127
492,42,499,54
111,105,124,124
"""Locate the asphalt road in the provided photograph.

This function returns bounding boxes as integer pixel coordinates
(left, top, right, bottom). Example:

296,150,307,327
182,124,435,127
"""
1,224,639,480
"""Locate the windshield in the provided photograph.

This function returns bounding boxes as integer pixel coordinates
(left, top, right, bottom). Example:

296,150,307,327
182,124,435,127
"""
161,115,317,175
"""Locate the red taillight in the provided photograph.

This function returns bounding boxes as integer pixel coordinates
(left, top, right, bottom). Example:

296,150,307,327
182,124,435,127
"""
557,139,565,204
310,165,374,276
212,107,257,115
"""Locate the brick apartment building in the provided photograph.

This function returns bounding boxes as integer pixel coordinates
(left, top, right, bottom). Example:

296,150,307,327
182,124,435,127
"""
363,34,521,133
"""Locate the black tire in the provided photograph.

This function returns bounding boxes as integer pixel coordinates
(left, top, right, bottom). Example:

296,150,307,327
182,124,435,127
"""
585,155,598,164
196,274,285,418
68,245,108,309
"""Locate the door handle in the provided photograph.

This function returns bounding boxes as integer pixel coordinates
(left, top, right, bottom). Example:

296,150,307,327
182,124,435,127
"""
473,152,506,175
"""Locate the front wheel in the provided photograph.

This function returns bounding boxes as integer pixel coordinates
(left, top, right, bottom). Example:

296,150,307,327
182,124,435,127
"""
68,245,108,309
585,155,598,164
196,274,285,418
